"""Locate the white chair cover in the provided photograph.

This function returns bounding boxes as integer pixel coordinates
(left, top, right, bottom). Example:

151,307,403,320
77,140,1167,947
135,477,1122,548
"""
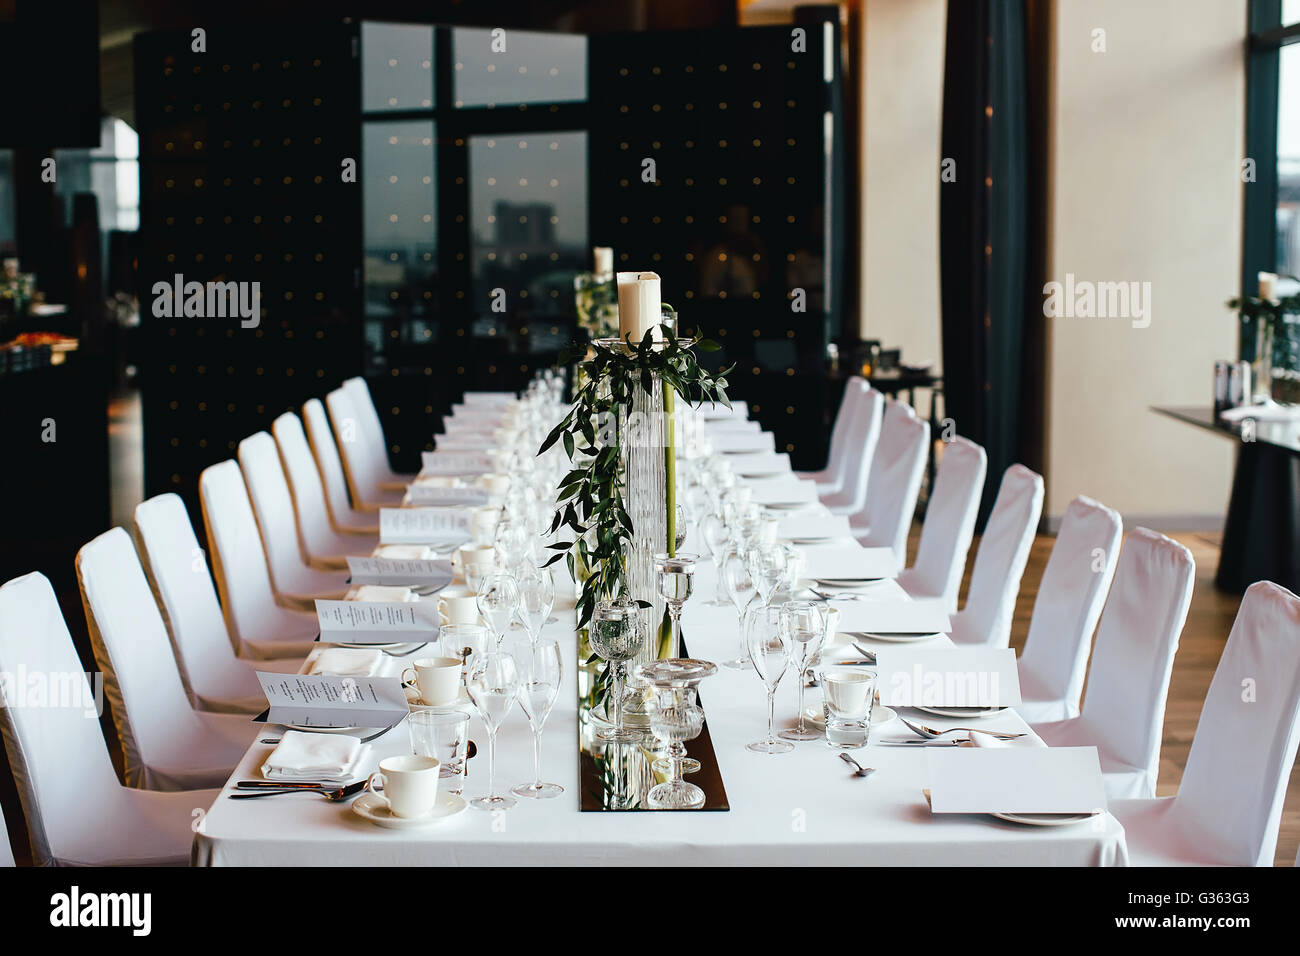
1014,496,1122,724
1110,582,1300,865
325,387,406,510
343,376,416,490
822,388,885,515
272,412,378,568
798,377,868,493
0,800,13,867
76,528,259,791
0,573,219,865
948,465,1044,647
851,400,929,565
896,437,987,613
238,431,348,603
1033,528,1194,800
135,493,302,714
302,398,381,529
199,459,322,659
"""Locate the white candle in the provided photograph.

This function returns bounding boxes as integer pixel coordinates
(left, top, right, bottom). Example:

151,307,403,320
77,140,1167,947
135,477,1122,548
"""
593,246,613,281
617,271,662,343
1258,271,1278,302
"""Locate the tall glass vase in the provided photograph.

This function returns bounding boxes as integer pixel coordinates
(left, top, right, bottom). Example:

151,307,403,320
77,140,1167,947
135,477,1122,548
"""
622,374,669,672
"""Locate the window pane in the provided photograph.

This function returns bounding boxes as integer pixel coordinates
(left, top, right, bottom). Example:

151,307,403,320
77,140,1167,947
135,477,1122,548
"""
1278,43,1300,278
452,28,586,108
1284,0,1300,26
362,22,434,112
469,131,586,347
362,120,437,361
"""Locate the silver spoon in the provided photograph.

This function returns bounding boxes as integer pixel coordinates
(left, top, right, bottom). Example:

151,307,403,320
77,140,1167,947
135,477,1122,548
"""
900,717,1025,741
839,753,876,777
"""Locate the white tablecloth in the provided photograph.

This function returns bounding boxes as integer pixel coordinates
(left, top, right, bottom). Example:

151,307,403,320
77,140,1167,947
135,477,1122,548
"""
193,513,1128,866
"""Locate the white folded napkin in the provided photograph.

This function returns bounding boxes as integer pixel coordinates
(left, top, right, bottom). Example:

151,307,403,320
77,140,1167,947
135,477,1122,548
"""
375,544,435,560
306,647,384,677
354,585,416,603
262,730,366,783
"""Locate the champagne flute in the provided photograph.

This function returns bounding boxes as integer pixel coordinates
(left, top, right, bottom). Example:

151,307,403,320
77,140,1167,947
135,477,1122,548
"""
512,639,563,799
701,513,732,606
745,604,794,753
515,568,555,646
748,545,788,608
588,601,645,742
777,601,828,742
721,547,756,669
466,651,520,811
477,571,520,649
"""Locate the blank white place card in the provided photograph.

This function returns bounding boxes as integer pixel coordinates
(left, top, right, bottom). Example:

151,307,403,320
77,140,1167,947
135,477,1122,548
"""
925,747,1107,815
379,508,471,544
711,431,775,454
315,599,440,644
419,451,496,475
745,477,819,506
874,646,1021,707
778,513,851,540
833,598,952,637
797,543,898,581
698,400,746,420
727,452,792,476
705,418,761,433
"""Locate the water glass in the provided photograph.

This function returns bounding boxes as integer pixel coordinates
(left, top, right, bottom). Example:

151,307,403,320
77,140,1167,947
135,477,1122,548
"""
408,710,470,794
822,668,876,750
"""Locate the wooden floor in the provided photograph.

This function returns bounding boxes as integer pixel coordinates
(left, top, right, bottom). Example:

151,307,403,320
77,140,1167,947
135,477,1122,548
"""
970,527,1299,866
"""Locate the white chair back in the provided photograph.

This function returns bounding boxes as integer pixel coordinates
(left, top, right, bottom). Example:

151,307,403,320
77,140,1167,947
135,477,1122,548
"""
1016,496,1121,717
273,411,354,561
0,573,123,865
1080,527,1194,795
77,527,215,790
949,464,1043,647
343,375,391,473
827,388,884,513
134,493,246,695
200,458,290,645
238,431,315,592
303,397,371,525
326,386,384,507
824,378,869,487
900,437,987,612
1174,581,1300,866
860,400,929,564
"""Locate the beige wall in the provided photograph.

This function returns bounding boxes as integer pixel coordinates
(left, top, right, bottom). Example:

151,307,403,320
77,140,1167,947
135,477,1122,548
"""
1043,0,1244,526
858,0,946,389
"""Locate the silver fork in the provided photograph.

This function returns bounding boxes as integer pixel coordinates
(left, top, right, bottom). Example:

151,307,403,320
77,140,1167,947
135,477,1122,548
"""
900,717,1025,741
229,784,362,801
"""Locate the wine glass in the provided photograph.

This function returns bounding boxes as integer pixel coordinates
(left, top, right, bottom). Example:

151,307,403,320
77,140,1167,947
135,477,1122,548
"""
646,687,706,809
476,572,520,649
493,516,529,571
466,651,520,811
748,545,788,608
515,568,555,646
777,601,828,742
780,542,805,600
588,601,645,742
440,622,489,694
701,513,732,606
745,604,794,753
654,552,697,660
721,547,756,669
512,638,564,799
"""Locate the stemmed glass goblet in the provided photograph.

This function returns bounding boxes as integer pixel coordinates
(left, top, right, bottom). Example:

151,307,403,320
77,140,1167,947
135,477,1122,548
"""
701,513,732,606
466,651,520,811
515,568,555,646
588,601,645,742
748,545,788,609
745,604,794,753
654,552,697,660
476,571,520,650
646,687,706,809
512,638,564,799
777,601,828,742
721,547,757,669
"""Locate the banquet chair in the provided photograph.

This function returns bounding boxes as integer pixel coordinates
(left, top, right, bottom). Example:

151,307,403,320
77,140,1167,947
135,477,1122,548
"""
947,465,1044,647
1109,582,1300,865
850,400,930,566
77,528,261,791
135,493,303,714
343,376,418,490
821,388,885,516
1013,496,1122,724
796,377,869,494
272,411,378,568
199,459,324,658
1033,528,1195,800
896,437,987,613
1,801,14,867
326,386,406,510
302,398,381,530
238,432,349,604
0,573,219,865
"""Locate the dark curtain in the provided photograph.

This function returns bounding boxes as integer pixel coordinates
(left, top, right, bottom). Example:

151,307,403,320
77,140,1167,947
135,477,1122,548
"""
940,0,1031,526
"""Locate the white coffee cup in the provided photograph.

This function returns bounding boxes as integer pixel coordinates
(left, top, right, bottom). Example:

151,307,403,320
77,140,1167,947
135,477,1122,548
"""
402,656,463,706
457,544,496,584
365,754,440,818
438,586,480,626
478,473,511,497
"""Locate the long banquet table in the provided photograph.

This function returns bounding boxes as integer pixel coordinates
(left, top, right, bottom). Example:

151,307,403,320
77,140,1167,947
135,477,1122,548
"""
194,499,1129,866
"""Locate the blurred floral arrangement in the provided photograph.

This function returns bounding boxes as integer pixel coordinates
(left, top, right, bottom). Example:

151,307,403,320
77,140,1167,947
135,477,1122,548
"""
574,272,618,338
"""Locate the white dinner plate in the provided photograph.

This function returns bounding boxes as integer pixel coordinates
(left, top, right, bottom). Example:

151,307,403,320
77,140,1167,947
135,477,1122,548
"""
283,723,377,734
762,501,809,510
788,536,832,545
857,631,945,644
913,704,1009,719
334,641,407,650
989,810,1099,827
814,578,886,589
352,792,467,829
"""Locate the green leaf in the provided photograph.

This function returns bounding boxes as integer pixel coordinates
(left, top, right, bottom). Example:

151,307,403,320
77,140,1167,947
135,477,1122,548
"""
562,430,575,459
697,338,721,352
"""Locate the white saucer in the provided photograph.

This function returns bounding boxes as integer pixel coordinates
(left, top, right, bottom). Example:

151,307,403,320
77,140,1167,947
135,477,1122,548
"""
798,705,897,731
990,810,1099,827
352,792,467,829
814,577,886,589
856,631,944,644
406,687,473,713
913,704,1009,719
